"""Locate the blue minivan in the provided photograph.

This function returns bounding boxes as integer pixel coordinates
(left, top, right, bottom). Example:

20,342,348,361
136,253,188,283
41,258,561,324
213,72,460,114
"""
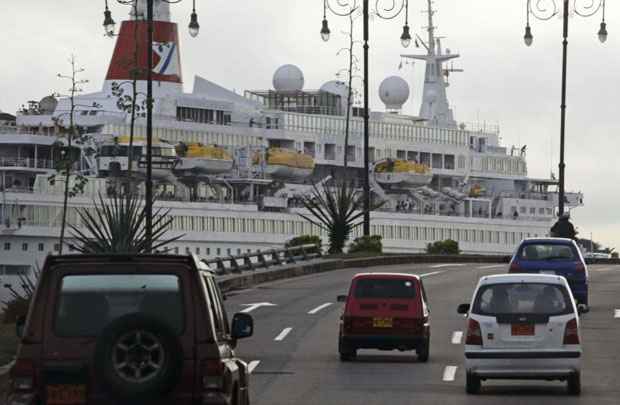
508,238,588,305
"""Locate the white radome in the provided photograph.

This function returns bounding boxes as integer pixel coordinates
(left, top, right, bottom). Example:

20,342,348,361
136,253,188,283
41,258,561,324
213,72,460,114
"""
379,76,410,110
273,64,305,92
320,80,348,98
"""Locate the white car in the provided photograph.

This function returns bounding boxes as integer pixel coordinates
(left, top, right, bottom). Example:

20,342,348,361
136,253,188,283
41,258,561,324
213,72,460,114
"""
457,274,584,395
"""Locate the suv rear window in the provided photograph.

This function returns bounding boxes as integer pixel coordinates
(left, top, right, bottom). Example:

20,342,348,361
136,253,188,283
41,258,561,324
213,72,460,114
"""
472,283,572,316
519,243,576,261
354,278,416,299
54,274,184,337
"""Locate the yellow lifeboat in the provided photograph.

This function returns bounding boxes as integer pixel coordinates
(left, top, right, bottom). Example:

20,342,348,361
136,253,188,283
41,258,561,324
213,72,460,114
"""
258,148,315,179
175,143,233,175
374,159,433,187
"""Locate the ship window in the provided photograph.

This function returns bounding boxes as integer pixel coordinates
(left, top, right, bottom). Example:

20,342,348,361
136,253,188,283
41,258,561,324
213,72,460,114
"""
54,243,60,252
174,247,179,254
431,154,443,169
3,242,10,251
539,208,545,215
196,247,201,255
20,243,27,251
38,243,44,252
324,143,336,160
396,150,406,159
217,248,221,256
207,248,211,255
529,207,536,215
444,155,455,170
520,206,526,214
420,152,431,166
186,247,191,254
346,145,356,162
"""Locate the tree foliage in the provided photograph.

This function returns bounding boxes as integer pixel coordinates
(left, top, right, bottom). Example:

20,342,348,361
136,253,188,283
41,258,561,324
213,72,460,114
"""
68,193,182,254
348,235,383,255
285,235,322,253
426,239,460,255
299,181,382,254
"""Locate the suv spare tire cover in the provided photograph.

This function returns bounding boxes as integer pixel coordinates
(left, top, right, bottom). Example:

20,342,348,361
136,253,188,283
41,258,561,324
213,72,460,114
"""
95,313,184,402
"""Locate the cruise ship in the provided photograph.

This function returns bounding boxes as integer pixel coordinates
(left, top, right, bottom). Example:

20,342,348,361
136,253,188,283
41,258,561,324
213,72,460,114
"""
0,0,583,299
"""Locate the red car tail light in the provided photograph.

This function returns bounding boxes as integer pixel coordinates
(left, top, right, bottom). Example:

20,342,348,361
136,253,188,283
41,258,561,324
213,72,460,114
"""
202,359,225,390
10,359,35,391
575,262,585,273
465,319,483,346
563,318,580,345
509,261,521,273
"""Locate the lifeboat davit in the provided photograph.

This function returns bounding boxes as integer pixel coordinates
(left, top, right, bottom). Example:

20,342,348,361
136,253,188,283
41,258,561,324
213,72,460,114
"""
374,159,433,187
258,148,315,180
97,136,177,180
175,143,233,175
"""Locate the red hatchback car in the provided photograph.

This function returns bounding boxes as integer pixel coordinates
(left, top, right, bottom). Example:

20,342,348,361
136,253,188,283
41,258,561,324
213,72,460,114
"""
337,273,431,361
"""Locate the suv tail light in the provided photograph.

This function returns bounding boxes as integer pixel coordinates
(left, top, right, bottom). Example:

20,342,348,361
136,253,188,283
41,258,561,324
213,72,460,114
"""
10,359,35,391
575,262,585,273
202,359,225,390
465,319,483,346
509,261,520,273
563,318,580,345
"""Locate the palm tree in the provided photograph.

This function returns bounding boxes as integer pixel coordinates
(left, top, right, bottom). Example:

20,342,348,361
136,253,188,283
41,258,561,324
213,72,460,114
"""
68,193,182,254
299,180,381,254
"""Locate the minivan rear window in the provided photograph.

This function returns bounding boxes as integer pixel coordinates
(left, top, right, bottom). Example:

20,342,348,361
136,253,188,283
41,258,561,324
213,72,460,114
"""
354,278,416,299
519,243,576,261
472,283,572,316
54,274,184,337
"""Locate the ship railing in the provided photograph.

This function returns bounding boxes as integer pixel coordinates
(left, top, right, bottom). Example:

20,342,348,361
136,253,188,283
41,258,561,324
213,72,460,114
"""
202,243,322,275
0,157,55,170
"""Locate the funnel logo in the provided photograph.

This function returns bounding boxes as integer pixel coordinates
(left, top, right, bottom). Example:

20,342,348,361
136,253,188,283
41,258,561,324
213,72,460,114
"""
152,42,179,77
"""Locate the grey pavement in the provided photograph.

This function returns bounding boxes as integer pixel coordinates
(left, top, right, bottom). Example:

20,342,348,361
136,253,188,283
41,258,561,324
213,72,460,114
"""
224,263,620,405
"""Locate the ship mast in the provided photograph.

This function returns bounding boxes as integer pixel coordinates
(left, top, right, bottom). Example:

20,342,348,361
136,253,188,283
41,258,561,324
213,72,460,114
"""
401,0,459,128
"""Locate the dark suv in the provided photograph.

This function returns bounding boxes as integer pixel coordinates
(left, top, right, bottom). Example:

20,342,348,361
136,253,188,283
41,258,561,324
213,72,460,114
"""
6,254,253,405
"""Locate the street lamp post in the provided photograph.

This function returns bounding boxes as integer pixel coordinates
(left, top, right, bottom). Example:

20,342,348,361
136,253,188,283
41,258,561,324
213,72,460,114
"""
102,0,200,251
524,0,607,218
321,0,411,237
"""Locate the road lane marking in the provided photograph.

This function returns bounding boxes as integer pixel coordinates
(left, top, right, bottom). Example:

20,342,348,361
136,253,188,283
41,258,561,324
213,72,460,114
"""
614,309,620,318
308,302,333,314
248,360,260,374
240,302,277,313
451,331,463,344
477,264,505,269
442,366,458,382
430,264,465,269
274,327,293,341
420,271,446,277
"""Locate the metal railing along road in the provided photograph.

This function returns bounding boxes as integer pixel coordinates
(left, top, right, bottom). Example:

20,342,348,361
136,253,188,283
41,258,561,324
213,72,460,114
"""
202,244,322,275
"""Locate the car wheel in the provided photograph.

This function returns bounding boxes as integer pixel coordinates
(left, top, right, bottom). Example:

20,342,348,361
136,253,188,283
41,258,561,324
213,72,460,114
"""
338,338,356,361
567,372,581,395
466,372,481,394
417,338,430,362
95,313,184,402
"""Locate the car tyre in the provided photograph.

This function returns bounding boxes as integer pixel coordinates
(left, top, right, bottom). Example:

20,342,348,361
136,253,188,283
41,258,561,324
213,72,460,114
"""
466,372,481,394
567,372,581,395
417,338,430,362
338,337,356,361
95,313,184,402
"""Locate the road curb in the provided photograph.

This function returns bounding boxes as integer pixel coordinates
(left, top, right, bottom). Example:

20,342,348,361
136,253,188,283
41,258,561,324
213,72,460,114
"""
217,254,511,292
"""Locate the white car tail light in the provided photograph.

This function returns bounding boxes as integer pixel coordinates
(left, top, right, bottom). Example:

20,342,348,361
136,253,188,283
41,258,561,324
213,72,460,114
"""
563,318,580,345
465,318,483,346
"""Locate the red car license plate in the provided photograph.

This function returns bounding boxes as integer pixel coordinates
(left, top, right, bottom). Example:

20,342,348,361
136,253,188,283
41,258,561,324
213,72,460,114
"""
511,324,535,336
372,317,393,328
47,384,86,405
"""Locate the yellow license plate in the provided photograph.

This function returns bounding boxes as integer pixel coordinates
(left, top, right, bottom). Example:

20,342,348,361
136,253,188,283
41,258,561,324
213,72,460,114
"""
373,317,393,328
47,384,86,405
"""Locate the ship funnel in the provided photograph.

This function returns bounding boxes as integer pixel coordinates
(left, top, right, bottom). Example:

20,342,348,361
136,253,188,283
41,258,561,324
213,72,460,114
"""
104,0,182,97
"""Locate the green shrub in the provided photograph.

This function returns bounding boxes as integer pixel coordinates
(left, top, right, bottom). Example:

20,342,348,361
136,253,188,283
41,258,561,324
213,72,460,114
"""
285,235,322,253
2,297,30,324
426,239,460,255
348,235,383,255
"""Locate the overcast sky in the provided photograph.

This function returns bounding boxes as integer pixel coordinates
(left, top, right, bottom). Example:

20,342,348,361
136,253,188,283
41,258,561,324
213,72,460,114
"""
1,1,617,249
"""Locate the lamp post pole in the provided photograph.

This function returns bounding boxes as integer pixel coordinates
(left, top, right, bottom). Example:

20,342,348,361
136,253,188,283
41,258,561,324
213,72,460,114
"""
362,0,370,236
524,0,607,218
145,0,154,251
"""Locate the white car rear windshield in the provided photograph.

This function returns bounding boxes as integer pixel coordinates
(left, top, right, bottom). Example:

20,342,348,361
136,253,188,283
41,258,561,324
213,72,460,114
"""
518,244,576,261
472,283,572,316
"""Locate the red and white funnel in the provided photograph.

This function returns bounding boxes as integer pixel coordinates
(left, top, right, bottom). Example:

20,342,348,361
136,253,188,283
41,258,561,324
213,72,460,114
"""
103,0,183,97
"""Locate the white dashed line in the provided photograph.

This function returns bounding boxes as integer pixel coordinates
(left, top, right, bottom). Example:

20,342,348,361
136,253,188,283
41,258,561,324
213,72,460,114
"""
274,327,293,341
248,360,260,374
477,264,505,269
420,271,446,278
430,264,465,269
614,309,620,318
308,302,333,314
451,331,463,345
442,366,458,382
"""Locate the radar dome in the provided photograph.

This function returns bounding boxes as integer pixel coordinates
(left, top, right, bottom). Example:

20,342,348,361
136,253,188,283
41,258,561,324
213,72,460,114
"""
320,80,348,98
39,95,58,114
273,64,305,92
379,76,410,110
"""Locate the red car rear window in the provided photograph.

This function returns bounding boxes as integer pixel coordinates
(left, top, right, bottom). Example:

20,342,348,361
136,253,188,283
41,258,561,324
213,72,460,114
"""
354,278,417,299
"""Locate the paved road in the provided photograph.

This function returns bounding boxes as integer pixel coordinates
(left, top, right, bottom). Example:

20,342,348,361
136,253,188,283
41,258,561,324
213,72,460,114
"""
224,263,620,405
